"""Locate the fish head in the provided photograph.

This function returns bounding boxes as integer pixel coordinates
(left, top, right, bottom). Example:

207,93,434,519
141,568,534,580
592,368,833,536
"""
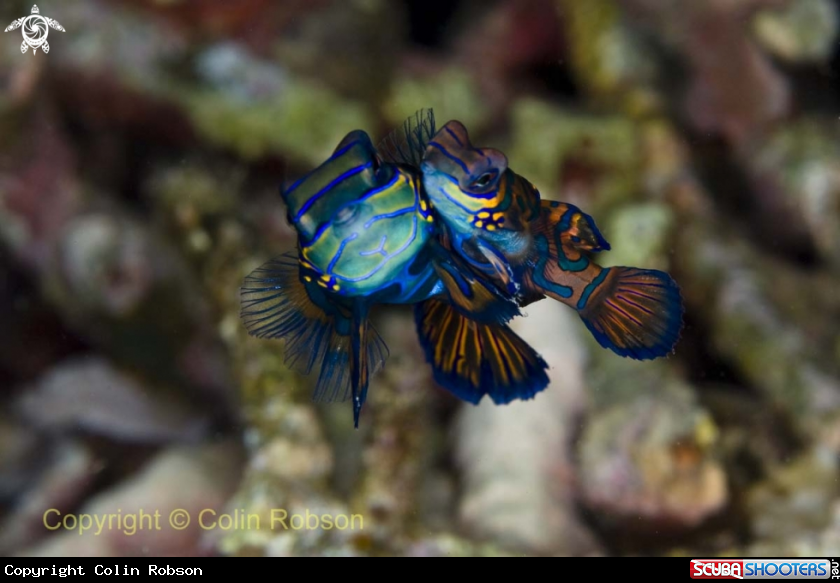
421,121,512,227
282,130,433,297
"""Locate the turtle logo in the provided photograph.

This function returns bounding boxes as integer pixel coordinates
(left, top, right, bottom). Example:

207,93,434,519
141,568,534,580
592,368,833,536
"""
5,5,64,55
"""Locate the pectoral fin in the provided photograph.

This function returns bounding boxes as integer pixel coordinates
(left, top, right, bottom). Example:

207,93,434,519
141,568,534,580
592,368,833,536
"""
465,238,519,297
433,254,520,325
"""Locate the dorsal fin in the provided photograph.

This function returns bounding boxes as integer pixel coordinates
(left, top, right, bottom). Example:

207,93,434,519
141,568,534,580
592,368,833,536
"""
537,201,611,253
377,109,436,168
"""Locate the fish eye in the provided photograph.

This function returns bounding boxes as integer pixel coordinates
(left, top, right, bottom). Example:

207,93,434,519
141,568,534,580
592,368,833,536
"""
333,204,359,226
471,172,496,189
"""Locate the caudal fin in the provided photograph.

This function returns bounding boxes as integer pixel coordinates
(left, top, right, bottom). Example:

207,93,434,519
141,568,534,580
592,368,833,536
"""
414,298,549,405
578,267,683,360
240,252,388,410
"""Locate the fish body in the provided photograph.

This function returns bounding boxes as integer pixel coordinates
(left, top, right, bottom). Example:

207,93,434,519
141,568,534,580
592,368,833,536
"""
241,129,550,427
284,130,439,302
381,110,684,361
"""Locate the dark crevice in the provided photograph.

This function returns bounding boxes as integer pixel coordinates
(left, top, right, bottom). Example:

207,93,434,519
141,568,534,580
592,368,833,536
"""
0,253,91,390
404,0,464,48
678,311,755,390
525,60,580,101
690,136,820,268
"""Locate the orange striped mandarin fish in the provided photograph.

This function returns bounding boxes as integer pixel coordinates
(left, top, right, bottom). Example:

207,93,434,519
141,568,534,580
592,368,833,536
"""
380,110,684,361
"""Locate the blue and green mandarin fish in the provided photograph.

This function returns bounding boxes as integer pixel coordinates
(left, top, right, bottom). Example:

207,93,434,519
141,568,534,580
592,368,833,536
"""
240,129,550,428
379,110,683,363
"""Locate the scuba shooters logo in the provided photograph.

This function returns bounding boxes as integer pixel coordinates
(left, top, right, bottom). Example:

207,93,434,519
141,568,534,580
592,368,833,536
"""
691,561,744,580
691,559,836,579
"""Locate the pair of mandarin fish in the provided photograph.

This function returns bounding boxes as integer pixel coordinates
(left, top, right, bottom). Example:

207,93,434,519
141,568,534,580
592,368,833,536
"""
241,110,684,427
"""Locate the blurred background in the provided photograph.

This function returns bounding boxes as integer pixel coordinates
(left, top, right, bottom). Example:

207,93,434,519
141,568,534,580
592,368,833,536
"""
1,0,839,557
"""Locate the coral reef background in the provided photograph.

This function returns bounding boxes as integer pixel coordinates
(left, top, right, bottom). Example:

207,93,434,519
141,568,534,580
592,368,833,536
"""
1,0,839,557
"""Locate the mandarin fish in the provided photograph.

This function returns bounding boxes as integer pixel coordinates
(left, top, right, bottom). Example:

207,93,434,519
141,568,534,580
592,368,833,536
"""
378,109,684,361
240,129,549,428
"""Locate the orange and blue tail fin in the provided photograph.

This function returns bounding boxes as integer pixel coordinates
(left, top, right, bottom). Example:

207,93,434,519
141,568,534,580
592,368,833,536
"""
577,267,683,360
414,298,549,405
240,252,388,421
528,201,683,359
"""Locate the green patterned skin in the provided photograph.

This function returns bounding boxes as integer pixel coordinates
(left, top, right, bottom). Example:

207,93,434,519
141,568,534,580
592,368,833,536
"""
284,130,435,299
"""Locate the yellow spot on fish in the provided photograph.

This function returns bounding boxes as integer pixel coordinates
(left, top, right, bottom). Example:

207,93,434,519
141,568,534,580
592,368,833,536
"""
304,276,312,282
486,224,497,231
317,281,328,288
426,215,434,222
492,212,503,220
332,284,340,291
320,274,331,282
475,220,484,228
478,211,490,219
420,200,428,211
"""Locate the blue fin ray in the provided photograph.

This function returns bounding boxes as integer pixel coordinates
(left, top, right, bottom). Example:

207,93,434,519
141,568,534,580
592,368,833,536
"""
377,109,437,167
240,251,389,403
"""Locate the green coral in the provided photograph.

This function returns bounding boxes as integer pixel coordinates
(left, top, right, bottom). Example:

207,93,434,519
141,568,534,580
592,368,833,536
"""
384,67,490,135
509,99,641,212
753,0,839,63
598,202,675,270
560,0,662,115
752,118,840,269
180,84,373,164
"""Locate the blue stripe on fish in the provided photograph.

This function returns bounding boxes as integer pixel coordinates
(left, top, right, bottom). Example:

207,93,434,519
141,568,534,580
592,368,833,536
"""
363,206,414,228
359,235,388,257
331,214,420,282
577,268,610,311
554,209,590,272
304,172,403,245
283,138,363,198
437,185,477,214
443,126,464,147
531,235,573,299
293,161,373,223
328,139,363,162
428,141,470,174
327,232,359,273
473,147,493,166
439,170,499,200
